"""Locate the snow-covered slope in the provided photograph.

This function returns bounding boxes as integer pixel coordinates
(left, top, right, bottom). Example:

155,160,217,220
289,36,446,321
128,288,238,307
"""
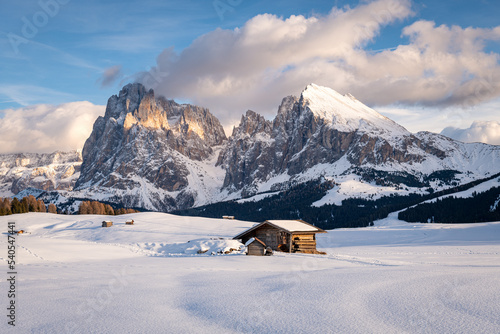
302,84,409,136
73,147,226,211
1,212,499,333
418,176,500,204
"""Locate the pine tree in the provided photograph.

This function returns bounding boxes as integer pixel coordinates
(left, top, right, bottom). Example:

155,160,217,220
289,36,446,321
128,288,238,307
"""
79,201,90,215
11,198,22,214
90,201,105,215
105,204,114,215
2,198,12,215
20,197,29,213
48,203,57,214
37,199,46,213
0,198,5,216
27,195,38,212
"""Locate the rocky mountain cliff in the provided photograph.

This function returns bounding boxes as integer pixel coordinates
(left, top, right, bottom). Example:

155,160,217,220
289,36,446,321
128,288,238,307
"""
4,83,500,213
73,83,227,211
218,84,500,199
0,151,82,197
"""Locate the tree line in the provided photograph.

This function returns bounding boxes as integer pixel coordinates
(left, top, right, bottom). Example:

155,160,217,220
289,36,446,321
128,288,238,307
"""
174,179,376,229
398,187,500,224
78,201,138,215
174,174,500,229
0,196,139,216
0,195,57,216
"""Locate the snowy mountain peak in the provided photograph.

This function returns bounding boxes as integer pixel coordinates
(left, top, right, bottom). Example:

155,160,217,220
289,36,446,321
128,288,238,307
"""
300,84,408,136
106,83,169,130
232,110,272,137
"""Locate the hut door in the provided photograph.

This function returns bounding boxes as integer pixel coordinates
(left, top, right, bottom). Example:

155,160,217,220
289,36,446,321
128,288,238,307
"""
279,232,287,245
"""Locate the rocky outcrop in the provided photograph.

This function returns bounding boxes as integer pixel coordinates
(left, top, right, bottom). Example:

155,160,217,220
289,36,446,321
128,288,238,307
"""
216,84,491,196
74,83,227,211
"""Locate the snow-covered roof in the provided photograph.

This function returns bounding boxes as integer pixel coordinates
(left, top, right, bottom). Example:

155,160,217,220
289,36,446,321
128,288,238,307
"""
244,237,266,247
244,237,256,246
234,219,326,240
266,220,321,232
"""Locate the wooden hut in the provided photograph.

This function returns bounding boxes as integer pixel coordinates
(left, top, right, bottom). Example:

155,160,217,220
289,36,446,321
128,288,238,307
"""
102,221,113,227
125,219,134,225
234,220,326,254
245,237,267,256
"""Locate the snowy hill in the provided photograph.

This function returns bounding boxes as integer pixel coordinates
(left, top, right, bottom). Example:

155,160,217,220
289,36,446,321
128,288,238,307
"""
1,212,499,333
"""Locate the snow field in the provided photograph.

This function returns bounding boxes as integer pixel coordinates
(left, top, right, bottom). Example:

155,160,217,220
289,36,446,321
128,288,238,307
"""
0,212,499,333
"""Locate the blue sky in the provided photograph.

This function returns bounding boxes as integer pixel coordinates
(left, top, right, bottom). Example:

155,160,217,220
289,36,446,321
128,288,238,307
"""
0,0,342,107
1,0,500,153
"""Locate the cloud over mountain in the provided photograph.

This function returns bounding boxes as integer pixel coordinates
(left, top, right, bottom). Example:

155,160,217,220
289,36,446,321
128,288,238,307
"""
441,121,500,145
99,65,123,88
137,0,500,127
0,102,104,154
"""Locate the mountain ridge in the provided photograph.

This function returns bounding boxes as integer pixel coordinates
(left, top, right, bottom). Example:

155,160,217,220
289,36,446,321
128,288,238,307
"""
0,151,82,197
2,83,500,217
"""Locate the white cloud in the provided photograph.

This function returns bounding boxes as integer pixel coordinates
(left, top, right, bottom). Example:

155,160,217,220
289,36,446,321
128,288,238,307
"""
137,0,500,129
377,97,500,136
0,102,105,154
441,121,500,145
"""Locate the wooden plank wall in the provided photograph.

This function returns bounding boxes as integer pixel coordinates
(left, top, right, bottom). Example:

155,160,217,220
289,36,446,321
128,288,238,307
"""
247,243,265,256
255,227,280,250
292,234,317,253
245,227,322,254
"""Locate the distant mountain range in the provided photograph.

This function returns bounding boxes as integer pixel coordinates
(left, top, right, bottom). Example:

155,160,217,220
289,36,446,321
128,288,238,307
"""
0,151,81,197
2,83,500,225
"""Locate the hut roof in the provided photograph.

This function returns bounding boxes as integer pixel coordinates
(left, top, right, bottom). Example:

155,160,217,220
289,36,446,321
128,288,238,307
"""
245,237,266,247
266,220,321,232
234,219,326,240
